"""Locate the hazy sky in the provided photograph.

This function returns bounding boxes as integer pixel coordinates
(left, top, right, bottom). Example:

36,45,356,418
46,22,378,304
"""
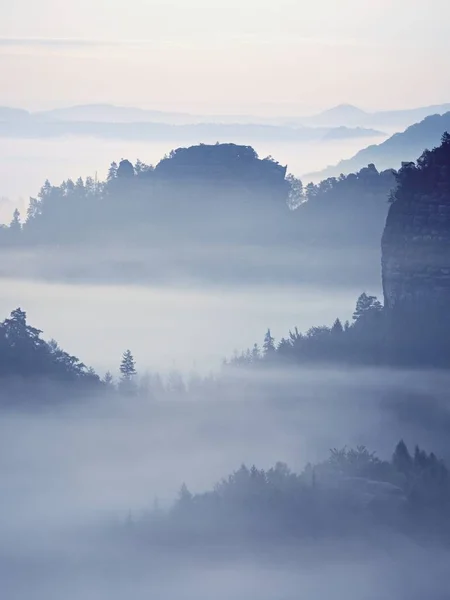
1,0,450,114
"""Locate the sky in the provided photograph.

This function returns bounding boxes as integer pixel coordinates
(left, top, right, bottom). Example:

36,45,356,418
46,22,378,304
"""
1,0,450,114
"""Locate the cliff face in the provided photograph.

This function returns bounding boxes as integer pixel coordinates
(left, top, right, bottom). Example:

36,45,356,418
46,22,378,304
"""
382,195,450,309
382,137,450,309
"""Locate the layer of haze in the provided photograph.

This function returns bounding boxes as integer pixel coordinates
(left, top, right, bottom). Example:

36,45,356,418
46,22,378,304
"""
2,367,450,599
2,0,450,113
3,3,450,598
0,278,364,375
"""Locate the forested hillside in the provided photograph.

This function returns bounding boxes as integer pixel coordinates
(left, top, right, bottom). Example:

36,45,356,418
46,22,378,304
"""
307,112,450,180
0,144,395,260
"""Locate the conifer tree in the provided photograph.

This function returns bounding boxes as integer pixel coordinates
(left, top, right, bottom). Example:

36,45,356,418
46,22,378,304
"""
103,371,115,389
331,318,344,334
392,440,413,476
263,329,276,357
119,349,137,394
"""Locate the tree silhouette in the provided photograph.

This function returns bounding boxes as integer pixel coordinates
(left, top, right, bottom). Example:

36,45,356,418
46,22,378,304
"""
352,293,382,322
0,307,99,387
119,349,137,394
392,440,413,476
331,318,344,334
103,371,115,389
9,208,21,236
263,329,276,357
107,161,118,181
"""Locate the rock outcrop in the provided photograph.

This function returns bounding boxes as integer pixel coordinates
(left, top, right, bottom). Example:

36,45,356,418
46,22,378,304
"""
382,134,450,310
154,143,287,186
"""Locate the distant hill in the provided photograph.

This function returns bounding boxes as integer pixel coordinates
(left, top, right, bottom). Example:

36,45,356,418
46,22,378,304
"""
369,103,450,128
0,110,383,143
35,104,196,125
4,101,450,130
304,104,369,127
0,106,29,121
304,112,450,180
302,103,450,130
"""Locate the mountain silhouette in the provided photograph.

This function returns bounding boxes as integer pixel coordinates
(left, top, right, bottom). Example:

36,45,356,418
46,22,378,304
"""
304,112,450,180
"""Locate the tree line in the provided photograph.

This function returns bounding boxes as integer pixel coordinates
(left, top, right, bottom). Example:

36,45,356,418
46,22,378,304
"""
0,308,222,402
0,143,395,249
128,440,450,547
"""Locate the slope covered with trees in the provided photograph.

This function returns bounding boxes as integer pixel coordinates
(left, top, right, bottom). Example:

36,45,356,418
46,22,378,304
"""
129,440,450,549
0,308,104,403
306,112,450,180
0,142,397,287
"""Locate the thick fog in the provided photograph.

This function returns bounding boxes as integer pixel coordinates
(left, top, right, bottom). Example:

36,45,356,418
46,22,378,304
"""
2,366,450,599
0,276,366,374
1,115,449,600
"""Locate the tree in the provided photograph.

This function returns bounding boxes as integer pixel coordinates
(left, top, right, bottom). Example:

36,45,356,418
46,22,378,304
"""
107,161,118,181
251,343,261,362
277,337,292,355
103,371,115,389
352,293,382,322
286,174,304,208
120,349,136,379
0,308,98,384
119,349,137,393
3,308,43,347
331,318,344,335
177,483,193,508
392,440,413,476
263,329,276,357
9,208,21,235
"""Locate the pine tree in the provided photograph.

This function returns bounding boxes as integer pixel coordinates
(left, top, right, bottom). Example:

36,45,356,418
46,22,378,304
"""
392,440,413,476
107,162,118,182
263,329,276,357
120,349,136,379
119,350,137,394
9,208,21,233
251,343,261,362
331,318,344,334
103,371,115,389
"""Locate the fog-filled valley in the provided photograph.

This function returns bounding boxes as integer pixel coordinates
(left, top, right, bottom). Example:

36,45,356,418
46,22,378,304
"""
4,100,450,598
3,364,450,599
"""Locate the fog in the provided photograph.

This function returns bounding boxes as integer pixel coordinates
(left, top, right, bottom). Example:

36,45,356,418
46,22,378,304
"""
0,133,385,219
0,276,365,374
2,366,450,599
0,114,448,600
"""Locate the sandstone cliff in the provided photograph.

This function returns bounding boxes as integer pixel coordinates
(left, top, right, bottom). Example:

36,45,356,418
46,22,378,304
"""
382,133,450,310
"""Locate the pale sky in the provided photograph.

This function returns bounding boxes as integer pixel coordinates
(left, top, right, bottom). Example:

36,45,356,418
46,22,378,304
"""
1,0,450,114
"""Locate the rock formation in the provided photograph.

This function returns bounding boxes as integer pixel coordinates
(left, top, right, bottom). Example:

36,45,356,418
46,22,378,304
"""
382,133,450,310
154,143,287,186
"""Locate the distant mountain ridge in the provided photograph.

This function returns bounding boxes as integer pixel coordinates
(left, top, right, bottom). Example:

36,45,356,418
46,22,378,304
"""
303,103,450,129
304,112,450,181
2,101,450,128
0,104,383,143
